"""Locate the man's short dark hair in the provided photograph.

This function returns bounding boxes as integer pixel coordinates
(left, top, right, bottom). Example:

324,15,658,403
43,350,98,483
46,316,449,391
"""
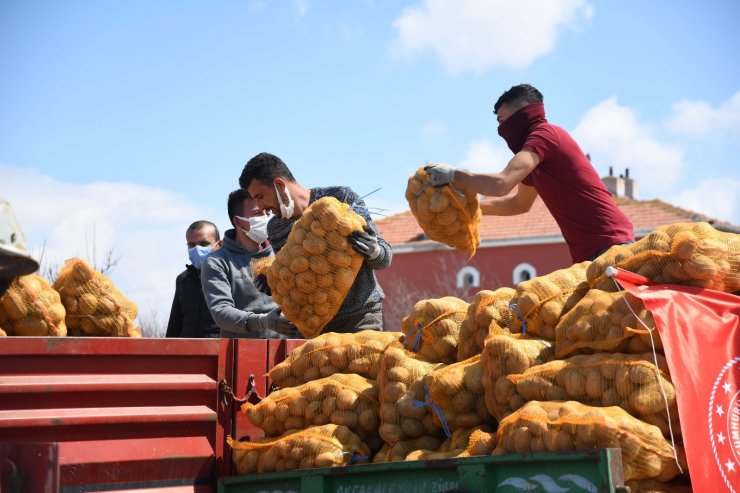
494,84,544,114
187,220,220,241
239,152,296,190
227,189,252,226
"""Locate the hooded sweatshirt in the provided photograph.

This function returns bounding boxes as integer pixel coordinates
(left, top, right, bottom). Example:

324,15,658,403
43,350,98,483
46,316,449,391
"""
200,229,284,339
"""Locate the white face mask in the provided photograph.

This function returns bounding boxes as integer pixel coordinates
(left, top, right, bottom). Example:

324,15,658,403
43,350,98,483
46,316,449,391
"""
237,214,270,245
274,183,295,218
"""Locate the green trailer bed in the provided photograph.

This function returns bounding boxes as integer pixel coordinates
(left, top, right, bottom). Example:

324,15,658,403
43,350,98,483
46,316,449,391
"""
219,448,625,493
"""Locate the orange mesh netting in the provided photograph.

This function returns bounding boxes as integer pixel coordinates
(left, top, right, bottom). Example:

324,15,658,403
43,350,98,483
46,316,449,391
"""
587,222,740,293
228,423,370,474
555,289,663,358
457,287,516,361
507,353,680,438
262,196,367,338
0,274,67,336
242,373,382,453
268,330,401,387
378,342,445,444
509,261,591,341
401,296,469,364
425,354,492,432
494,400,686,482
405,167,481,256
481,331,555,421
53,258,140,337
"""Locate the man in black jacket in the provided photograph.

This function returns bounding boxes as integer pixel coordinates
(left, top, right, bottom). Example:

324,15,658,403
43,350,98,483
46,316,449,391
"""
166,220,222,338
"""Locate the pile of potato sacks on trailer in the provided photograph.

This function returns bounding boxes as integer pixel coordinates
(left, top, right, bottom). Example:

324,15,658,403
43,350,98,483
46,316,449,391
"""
0,257,141,338
229,170,740,492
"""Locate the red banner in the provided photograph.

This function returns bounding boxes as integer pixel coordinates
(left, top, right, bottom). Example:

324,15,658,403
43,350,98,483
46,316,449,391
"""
614,271,740,492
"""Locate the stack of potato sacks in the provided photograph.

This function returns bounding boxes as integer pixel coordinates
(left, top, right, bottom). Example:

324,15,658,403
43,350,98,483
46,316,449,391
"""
0,257,141,337
230,222,736,489
255,196,368,339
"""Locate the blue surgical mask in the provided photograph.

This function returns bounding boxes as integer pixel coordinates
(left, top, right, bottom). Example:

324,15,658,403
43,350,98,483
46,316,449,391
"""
188,245,212,270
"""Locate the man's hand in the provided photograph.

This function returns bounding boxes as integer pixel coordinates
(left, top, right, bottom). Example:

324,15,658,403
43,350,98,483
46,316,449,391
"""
349,226,381,261
258,307,298,336
253,274,271,296
424,164,456,187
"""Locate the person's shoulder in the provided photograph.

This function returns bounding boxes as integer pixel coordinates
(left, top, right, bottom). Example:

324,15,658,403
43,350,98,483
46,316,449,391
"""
175,268,191,282
312,186,358,205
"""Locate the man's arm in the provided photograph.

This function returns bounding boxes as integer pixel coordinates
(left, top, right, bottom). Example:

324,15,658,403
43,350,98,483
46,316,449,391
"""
429,150,540,198
480,183,538,216
200,257,256,335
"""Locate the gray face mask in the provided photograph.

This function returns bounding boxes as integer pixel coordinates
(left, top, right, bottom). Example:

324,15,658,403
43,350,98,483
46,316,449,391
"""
274,183,295,218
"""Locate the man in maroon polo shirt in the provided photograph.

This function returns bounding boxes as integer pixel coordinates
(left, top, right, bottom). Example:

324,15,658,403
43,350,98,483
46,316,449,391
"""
425,84,634,263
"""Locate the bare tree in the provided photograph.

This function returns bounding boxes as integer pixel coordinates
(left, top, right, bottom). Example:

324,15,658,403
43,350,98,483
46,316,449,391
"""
139,305,166,338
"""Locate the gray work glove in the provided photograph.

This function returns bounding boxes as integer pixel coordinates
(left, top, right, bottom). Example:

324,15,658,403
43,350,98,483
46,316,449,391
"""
253,273,271,296
251,307,298,336
349,225,381,261
423,164,456,187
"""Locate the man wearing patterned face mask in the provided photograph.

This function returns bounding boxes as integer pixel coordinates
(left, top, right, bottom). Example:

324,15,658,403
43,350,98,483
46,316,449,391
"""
424,84,634,263
200,189,299,339
166,221,222,338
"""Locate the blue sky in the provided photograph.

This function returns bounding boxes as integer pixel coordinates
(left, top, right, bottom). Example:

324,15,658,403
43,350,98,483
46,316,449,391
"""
2,0,738,331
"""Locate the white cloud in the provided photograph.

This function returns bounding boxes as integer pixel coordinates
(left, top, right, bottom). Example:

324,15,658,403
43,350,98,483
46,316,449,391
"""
571,97,684,195
665,91,740,139
459,137,511,173
0,164,221,334
669,179,740,225
421,120,446,136
390,0,593,74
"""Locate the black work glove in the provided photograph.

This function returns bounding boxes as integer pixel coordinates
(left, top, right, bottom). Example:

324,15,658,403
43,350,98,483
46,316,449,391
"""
348,225,381,261
253,273,271,296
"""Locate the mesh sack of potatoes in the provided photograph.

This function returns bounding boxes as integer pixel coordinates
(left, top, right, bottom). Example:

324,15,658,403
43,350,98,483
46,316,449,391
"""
378,342,446,444
405,425,496,461
508,353,680,438
405,167,481,256
509,261,591,341
588,222,740,293
0,274,67,336
0,327,5,336
481,332,555,421
53,258,140,337
261,196,367,338
624,477,693,493
242,373,383,453
494,400,686,482
457,287,516,361
228,423,370,474
268,330,401,388
371,435,443,463
555,289,663,358
250,255,275,279
424,354,492,433
401,296,469,364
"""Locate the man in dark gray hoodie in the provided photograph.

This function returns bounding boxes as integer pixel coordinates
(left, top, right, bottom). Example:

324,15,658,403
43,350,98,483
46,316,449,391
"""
201,189,297,338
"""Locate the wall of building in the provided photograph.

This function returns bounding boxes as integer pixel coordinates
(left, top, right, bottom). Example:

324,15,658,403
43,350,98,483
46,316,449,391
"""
376,241,573,330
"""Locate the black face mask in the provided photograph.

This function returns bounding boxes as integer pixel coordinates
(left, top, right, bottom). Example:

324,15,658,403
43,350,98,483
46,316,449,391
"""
497,102,547,153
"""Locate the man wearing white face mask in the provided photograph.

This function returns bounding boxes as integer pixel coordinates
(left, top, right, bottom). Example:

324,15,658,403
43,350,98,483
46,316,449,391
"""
200,189,299,339
239,152,393,333
166,221,222,338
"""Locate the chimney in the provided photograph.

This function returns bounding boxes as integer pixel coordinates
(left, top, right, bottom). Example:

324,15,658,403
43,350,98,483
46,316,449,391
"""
602,168,625,198
624,167,638,199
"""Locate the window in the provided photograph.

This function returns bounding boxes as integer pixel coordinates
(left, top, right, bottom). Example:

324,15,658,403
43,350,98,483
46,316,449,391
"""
456,266,480,290
513,263,536,285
